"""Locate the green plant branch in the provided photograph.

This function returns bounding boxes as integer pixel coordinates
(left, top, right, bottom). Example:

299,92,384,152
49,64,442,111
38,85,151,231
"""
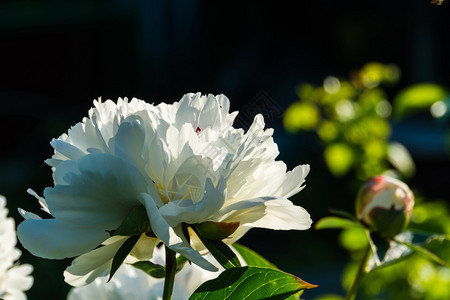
163,245,177,300
345,244,371,300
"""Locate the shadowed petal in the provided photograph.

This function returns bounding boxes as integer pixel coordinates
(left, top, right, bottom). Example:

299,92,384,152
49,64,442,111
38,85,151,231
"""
140,193,217,271
17,219,110,260
64,237,128,286
45,153,147,227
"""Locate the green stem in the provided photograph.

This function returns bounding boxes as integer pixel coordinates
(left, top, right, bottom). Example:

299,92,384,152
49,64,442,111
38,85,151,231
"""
345,244,371,300
163,245,177,300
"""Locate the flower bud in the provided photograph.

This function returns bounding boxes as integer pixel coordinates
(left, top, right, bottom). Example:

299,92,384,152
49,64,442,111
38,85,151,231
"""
356,175,414,238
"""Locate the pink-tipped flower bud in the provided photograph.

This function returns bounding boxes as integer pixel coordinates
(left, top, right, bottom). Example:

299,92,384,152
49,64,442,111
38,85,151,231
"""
356,175,414,238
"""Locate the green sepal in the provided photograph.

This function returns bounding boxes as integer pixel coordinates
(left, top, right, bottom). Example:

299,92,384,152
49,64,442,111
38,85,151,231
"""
315,216,364,230
181,223,191,244
195,221,240,241
131,254,189,279
176,255,188,273
369,207,407,238
108,235,140,282
131,261,166,278
189,266,317,300
232,243,277,269
108,206,151,237
193,225,241,269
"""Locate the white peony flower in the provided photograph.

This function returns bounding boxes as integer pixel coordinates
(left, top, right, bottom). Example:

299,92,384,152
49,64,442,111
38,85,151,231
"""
0,195,33,300
67,246,232,300
18,93,312,286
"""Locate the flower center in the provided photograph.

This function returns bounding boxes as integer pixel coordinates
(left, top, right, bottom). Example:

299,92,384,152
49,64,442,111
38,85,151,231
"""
153,173,203,205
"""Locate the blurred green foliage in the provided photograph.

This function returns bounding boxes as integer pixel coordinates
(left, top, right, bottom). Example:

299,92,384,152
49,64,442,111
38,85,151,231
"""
287,63,450,299
393,83,448,119
284,62,417,180
339,199,449,300
315,198,450,300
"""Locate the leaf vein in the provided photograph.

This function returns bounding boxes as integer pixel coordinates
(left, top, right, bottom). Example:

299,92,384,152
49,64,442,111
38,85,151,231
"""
269,283,300,297
225,272,260,299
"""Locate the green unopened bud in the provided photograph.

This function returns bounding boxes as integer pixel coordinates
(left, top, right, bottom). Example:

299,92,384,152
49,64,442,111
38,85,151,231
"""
195,221,240,241
356,175,414,238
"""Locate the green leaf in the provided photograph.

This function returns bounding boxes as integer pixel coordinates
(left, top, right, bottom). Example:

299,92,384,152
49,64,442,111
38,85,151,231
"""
366,231,412,272
189,266,317,300
193,225,241,269
324,143,355,177
315,216,364,230
232,243,277,269
109,235,141,282
393,83,447,119
367,232,449,272
283,102,320,132
329,209,359,221
393,235,449,267
131,261,166,278
108,206,151,237
419,234,450,263
339,228,369,252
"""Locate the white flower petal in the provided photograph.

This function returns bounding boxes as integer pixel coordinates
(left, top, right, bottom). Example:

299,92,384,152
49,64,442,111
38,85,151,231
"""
140,193,183,247
215,197,312,231
51,159,80,185
140,193,217,271
170,226,219,272
111,118,146,172
21,93,312,283
227,198,312,230
279,164,310,198
45,153,146,227
17,208,41,220
127,235,159,262
50,139,87,161
17,218,109,259
2,264,34,292
67,247,223,300
64,237,128,286
26,188,50,213
0,195,33,299
159,177,226,227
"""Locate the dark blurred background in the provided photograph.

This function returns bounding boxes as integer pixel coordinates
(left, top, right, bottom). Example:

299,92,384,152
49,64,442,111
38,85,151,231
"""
1,0,449,299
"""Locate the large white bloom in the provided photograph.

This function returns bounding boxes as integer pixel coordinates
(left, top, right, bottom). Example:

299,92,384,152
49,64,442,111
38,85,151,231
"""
18,93,311,286
67,246,232,300
0,195,33,300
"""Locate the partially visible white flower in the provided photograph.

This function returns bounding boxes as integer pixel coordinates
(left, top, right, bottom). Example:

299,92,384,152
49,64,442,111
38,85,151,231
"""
67,246,234,300
18,93,312,287
0,195,33,300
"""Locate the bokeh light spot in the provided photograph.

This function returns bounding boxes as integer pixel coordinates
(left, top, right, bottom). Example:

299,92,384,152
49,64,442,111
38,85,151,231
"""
430,101,447,118
323,76,341,94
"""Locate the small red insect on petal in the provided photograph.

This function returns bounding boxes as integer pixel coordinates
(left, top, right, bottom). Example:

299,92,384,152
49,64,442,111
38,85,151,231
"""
196,126,201,133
